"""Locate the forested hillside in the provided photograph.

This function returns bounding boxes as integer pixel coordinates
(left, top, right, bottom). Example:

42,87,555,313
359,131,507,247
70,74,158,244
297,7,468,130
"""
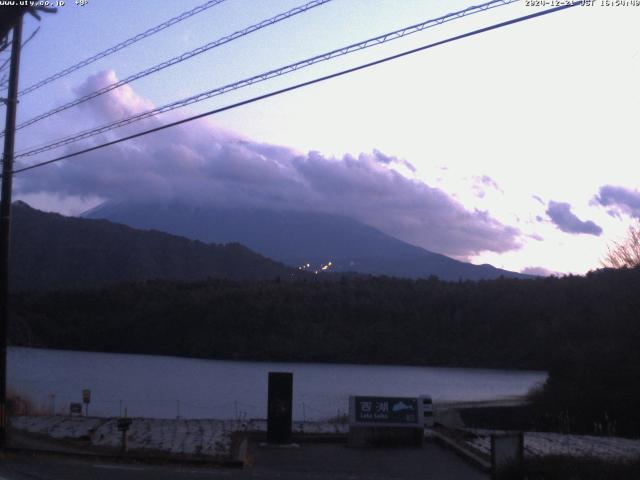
11,268,639,368
10,202,299,290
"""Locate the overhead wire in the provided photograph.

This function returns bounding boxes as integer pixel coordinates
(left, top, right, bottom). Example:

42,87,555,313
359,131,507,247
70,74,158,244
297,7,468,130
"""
8,2,580,177
14,0,520,159
5,0,331,136
15,0,230,97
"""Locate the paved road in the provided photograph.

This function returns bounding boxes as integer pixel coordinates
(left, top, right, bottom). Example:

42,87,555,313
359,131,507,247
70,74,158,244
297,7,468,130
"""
0,442,489,480
249,442,489,479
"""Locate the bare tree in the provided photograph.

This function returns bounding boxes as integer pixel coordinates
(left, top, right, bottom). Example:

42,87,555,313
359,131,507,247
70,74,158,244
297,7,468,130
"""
602,222,640,268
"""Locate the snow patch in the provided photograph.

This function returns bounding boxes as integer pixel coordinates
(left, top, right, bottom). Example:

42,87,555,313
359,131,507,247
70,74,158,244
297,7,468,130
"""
10,416,348,458
466,430,640,461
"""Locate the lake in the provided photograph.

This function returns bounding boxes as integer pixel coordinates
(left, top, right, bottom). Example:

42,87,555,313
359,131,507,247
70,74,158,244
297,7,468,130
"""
8,347,546,421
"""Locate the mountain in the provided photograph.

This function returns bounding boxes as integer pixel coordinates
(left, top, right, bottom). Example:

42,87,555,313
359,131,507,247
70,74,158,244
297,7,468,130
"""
9,201,300,291
84,202,530,281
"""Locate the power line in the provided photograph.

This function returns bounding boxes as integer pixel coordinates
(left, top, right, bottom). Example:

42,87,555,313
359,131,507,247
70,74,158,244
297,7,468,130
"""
4,0,331,136
16,0,229,97
14,0,520,159
9,3,580,177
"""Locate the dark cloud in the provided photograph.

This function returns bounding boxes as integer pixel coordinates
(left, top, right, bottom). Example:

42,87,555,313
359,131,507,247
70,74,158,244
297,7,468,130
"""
546,201,602,236
594,185,640,219
15,70,522,259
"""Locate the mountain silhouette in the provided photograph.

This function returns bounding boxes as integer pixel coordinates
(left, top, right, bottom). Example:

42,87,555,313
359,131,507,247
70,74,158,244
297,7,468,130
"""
10,201,299,291
84,201,530,281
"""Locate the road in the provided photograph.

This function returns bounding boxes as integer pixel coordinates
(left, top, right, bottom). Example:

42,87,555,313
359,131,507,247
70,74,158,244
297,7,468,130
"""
0,442,489,480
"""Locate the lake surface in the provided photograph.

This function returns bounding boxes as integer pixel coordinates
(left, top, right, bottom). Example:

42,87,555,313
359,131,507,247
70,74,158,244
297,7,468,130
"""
8,347,546,421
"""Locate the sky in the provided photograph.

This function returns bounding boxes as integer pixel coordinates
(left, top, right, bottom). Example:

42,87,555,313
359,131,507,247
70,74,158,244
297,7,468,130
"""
3,0,640,275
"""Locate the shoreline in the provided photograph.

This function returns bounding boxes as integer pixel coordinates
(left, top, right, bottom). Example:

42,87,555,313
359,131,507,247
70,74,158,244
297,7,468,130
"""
8,345,549,373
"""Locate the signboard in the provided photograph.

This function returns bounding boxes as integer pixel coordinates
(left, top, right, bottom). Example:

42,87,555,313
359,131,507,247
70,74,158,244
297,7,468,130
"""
82,389,91,404
349,396,423,427
69,402,82,415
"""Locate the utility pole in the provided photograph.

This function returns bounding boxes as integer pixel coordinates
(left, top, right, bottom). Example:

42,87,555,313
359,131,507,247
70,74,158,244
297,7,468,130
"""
0,13,23,449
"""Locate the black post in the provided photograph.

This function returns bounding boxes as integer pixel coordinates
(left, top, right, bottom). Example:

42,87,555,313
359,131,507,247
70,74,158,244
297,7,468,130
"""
0,13,23,449
267,372,293,444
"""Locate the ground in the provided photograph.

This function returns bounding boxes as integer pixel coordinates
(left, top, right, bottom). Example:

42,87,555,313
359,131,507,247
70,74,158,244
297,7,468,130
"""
466,429,640,460
9,416,348,460
0,442,489,480
7,413,640,479
11,414,640,462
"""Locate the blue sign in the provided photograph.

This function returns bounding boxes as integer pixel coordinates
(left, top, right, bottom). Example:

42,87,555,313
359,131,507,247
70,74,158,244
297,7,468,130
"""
350,396,422,427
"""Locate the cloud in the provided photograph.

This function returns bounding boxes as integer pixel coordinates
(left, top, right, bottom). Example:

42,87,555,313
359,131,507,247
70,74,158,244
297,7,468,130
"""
594,185,640,218
545,201,602,236
521,266,557,277
15,70,522,259
73,70,155,121
371,149,416,173
475,175,502,191
471,175,502,198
